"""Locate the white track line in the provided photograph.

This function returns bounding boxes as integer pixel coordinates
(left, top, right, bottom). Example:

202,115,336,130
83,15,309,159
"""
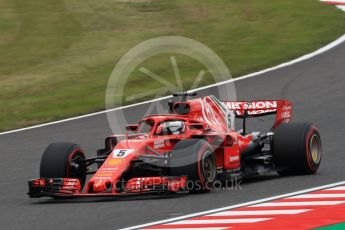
145,228,228,230
1,33,345,137
287,194,345,198
206,209,311,216
326,186,345,190
120,181,345,230
250,201,345,207
336,5,345,11
165,218,271,225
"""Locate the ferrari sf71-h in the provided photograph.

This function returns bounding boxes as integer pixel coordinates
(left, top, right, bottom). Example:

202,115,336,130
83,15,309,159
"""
28,92,322,198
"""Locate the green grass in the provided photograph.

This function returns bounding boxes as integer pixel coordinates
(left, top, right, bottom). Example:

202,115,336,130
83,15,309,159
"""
0,0,344,131
316,222,345,230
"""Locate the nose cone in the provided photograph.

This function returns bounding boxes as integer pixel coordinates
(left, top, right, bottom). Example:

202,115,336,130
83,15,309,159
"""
89,180,112,193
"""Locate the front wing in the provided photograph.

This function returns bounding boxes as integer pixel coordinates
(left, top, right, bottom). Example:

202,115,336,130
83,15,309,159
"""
28,176,187,198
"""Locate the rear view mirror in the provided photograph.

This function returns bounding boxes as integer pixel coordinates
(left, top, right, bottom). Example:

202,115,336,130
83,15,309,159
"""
126,124,139,131
189,123,204,129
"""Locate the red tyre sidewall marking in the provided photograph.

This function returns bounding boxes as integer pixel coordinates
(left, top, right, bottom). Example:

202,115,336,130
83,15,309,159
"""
66,148,84,177
197,143,211,188
305,126,317,173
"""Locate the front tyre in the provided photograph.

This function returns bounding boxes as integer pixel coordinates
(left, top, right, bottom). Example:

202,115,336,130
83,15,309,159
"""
273,122,322,176
169,139,216,193
40,142,87,187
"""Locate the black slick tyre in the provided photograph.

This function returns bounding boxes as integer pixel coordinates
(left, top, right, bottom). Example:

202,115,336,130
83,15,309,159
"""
40,142,87,187
273,122,322,176
169,139,216,193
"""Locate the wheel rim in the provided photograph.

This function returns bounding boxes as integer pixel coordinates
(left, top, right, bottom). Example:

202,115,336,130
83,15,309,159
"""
201,151,216,183
310,134,321,164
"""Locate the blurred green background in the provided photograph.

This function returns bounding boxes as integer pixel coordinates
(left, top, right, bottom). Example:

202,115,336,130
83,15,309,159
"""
0,0,344,131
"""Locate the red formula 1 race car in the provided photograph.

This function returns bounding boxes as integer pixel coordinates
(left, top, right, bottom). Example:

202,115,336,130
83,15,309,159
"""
28,92,322,198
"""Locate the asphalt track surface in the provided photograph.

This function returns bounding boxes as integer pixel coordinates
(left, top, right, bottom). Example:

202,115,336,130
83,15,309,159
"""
1,38,345,230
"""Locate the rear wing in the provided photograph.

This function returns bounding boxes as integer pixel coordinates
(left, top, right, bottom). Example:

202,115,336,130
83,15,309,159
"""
221,100,292,129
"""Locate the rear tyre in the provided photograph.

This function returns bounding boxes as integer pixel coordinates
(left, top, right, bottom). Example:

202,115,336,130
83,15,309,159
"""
40,142,87,187
170,139,216,193
273,122,322,176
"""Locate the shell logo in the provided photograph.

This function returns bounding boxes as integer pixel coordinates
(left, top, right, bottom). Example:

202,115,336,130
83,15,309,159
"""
107,158,124,166
95,172,113,177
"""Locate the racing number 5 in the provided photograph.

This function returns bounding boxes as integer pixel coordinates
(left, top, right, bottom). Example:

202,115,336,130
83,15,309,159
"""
112,149,135,158
116,150,127,157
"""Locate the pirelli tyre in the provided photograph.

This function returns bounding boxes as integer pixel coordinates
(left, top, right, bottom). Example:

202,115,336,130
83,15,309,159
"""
169,139,216,193
273,122,322,176
40,142,87,187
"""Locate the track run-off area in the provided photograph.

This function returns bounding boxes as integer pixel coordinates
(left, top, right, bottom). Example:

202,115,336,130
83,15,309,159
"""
125,182,345,229
321,0,345,12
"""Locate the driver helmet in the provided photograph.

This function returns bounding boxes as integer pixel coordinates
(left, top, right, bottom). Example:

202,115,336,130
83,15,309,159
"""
158,121,185,135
